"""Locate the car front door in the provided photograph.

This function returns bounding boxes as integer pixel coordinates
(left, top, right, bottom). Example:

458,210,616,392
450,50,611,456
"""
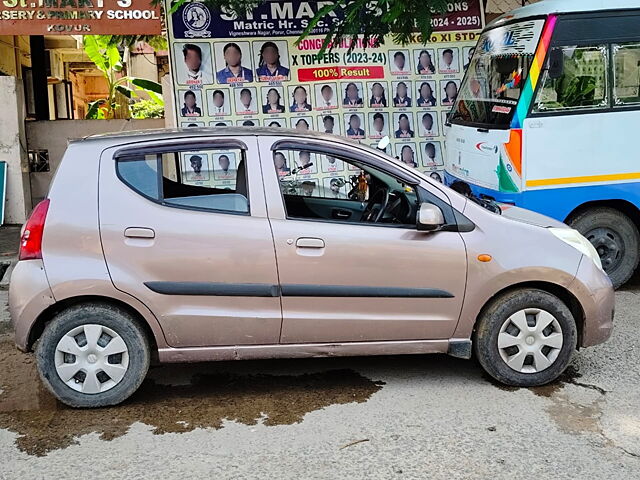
259,136,468,344
99,136,281,348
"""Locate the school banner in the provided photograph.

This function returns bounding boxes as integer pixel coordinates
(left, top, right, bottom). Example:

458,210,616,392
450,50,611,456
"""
167,0,484,191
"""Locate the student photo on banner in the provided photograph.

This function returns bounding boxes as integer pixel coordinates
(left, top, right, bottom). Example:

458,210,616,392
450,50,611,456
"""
181,121,205,128
368,112,389,139
314,83,338,110
324,177,348,199
389,49,410,75
463,46,476,71
398,143,418,168
392,81,412,107
237,119,259,126
235,87,258,115
214,41,253,84
421,141,444,167
429,171,443,183
393,112,414,138
174,43,213,88
341,81,364,108
438,47,460,74
210,120,232,126
441,79,460,106
418,111,439,137
261,86,286,113
253,40,290,81
367,81,388,108
289,85,312,112
294,150,317,175
416,81,437,107
414,49,436,75
183,152,210,182
273,151,291,177
179,89,203,117
345,113,365,139
267,118,285,127
320,114,339,135
213,152,237,180
321,154,344,173
291,116,313,132
207,88,231,116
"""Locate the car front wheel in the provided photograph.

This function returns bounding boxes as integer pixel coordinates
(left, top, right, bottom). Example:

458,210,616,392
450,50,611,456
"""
36,303,150,408
474,289,577,387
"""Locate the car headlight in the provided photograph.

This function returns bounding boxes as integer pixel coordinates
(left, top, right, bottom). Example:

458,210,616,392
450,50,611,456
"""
549,227,603,270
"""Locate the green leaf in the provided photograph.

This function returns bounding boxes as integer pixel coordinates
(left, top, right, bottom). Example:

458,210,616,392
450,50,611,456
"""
115,85,136,99
83,36,108,73
107,44,123,72
130,78,163,94
86,100,101,119
146,90,164,106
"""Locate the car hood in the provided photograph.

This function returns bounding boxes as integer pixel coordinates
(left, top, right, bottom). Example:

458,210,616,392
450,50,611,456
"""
499,204,567,229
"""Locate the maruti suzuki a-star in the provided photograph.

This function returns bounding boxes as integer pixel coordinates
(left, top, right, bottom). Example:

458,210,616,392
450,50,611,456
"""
10,128,613,407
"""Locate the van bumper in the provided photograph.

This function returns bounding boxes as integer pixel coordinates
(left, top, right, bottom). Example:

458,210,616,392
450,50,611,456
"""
569,257,615,348
9,260,55,351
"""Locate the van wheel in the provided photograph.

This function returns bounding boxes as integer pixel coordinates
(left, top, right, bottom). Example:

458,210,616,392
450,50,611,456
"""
36,303,150,408
474,289,577,387
569,207,639,289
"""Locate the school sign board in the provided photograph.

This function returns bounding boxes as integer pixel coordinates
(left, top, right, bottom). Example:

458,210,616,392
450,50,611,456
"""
0,0,161,35
167,0,484,192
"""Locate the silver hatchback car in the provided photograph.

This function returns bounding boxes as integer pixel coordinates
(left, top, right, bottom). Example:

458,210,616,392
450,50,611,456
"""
10,128,614,407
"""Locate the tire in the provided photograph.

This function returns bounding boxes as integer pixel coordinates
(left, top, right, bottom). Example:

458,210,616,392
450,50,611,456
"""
568,207,640,289
474,289,577,387
36,303,150,408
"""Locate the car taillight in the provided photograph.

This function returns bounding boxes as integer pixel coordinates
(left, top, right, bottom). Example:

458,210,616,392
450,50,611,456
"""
19,199,50,261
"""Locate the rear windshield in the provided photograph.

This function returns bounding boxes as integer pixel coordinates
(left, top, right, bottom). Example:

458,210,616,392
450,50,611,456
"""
450,19,546,129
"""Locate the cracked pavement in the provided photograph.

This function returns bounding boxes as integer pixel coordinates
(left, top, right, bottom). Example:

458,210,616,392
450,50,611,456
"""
0,285,639,479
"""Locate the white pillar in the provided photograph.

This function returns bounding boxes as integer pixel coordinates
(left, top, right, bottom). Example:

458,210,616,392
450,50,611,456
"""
0,76,31,224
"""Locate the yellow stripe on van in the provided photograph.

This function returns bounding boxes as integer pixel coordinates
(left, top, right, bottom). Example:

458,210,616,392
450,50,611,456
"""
527,172,640,188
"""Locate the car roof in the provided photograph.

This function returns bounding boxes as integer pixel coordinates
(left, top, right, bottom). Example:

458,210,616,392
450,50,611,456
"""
489,0,639,27
79,126,356,146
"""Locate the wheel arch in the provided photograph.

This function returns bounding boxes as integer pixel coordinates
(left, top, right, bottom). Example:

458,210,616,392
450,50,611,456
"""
474,281,586,349
564,199,640,227
27,295,159,354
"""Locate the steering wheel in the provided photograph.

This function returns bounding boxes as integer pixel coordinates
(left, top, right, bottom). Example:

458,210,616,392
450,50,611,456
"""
361,187,390,223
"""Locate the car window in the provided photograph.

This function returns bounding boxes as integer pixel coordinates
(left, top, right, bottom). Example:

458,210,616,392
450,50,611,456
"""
533,45,609,113
116,147,249,214
272,148,420,226
613,43,640,106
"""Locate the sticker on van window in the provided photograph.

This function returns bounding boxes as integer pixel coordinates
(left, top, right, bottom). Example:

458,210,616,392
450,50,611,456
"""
492,105,512,114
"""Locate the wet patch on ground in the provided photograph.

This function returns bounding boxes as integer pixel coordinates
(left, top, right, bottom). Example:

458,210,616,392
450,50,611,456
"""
0,336,384,457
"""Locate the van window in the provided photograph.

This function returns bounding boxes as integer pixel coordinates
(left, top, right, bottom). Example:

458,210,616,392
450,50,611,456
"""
613,43,640,106
116,147,249,214
533,45,609,112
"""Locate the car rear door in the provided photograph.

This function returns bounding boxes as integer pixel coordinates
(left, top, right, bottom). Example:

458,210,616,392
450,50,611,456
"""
258,136,468,344
99,135,281,348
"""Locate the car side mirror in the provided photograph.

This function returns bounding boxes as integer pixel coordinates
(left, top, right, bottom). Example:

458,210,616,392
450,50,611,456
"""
548,48,564,79
417,203,445,231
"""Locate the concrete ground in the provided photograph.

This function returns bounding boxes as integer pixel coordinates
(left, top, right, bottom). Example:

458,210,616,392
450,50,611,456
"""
0,224,638,479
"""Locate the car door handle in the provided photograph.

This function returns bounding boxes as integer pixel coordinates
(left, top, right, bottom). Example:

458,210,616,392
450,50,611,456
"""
124,227,155,239
332,209,352,220
296,237,325,248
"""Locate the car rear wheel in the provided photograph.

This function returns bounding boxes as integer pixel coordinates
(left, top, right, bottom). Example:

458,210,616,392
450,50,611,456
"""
36,303,150,408
474,289,577,387
568,207,640,289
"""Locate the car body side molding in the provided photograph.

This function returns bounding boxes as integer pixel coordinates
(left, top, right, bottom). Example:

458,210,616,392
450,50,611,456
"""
144,281,454,299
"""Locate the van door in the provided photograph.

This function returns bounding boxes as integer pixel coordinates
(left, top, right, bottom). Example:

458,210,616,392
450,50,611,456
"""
99,136,281,348
259,137,467,344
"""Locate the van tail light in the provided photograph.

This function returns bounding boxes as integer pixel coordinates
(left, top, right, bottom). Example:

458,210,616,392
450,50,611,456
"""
19,199,50,261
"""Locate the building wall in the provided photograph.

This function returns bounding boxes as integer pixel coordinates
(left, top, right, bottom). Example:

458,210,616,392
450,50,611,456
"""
26,118,165,205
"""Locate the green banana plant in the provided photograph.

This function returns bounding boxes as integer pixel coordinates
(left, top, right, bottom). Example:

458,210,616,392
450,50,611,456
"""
83,35,164,119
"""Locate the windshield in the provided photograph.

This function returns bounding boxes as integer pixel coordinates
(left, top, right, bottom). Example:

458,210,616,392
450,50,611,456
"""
450,19,546,129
